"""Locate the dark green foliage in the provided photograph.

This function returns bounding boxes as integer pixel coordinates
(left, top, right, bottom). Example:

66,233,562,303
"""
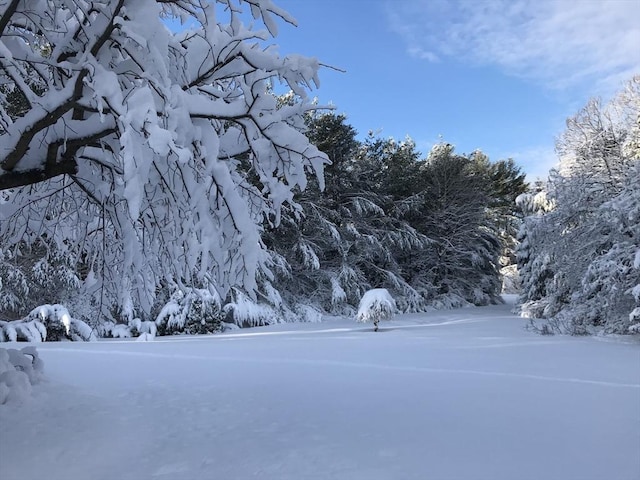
174,297,224,335
0,242,81,321
397,145,503,306
155,293,225,336
0,81,45,122
265,110,525,313
354,134,422,202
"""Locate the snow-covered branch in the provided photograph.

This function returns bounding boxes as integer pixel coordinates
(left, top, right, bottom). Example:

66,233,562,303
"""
0,0,328,322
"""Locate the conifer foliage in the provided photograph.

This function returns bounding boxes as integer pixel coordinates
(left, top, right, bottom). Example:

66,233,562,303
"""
265,112,527,317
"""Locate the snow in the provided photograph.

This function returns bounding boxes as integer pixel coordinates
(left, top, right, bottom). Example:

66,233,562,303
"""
1,302,639,480
135,332,155,342
356,288,396,326
1,305,96,342
225,290,281,327
0,347,44,405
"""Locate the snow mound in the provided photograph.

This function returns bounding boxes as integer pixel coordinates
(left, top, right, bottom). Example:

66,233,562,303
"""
356,288,396,331
136,332,154,342
0,347,44,405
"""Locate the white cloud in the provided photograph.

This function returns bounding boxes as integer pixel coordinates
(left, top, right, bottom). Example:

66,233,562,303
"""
386,0,640,94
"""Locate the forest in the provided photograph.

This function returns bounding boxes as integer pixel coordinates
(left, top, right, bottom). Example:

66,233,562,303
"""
0,0,638,341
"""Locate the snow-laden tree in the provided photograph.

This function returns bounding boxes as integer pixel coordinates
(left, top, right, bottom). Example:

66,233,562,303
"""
572,164,640,333
394,144,503,308
0,0,328,324
273,122,516,314
518,76,640,334
265,114,431,315
515,188,556,318
469,154,528,265
0,303,94,342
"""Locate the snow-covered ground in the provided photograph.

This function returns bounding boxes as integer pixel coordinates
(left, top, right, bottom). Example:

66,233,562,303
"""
1,300,639,480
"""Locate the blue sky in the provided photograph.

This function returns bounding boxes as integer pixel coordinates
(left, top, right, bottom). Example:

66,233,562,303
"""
263,0,640,181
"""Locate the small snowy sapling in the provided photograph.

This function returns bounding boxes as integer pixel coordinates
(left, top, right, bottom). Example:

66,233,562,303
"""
356,288,396,331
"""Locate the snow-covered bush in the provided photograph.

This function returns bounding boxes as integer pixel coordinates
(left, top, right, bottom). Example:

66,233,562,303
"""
97,319,155,339
0,347,44,405
286,304,323,324
630,308,640,334
130,319,158,338
26,304,95,341
0,319,45,342
224,289,283,328
356,288,396,332
135,332,155,342
1,304,95,342
156,289,224,335
98,322,134,339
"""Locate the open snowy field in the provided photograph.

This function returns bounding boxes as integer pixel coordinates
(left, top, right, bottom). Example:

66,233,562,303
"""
1,300,639,480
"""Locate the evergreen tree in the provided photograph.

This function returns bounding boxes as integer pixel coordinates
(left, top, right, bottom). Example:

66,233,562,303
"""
412,145,502,306
265,114,430,314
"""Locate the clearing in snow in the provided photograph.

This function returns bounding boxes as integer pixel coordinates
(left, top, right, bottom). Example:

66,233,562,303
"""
1,299,639,480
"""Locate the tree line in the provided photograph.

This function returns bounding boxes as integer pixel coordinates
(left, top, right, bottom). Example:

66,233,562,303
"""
1,103,529,337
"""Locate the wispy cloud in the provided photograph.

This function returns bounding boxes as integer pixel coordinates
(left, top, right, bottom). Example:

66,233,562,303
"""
386,0,640,93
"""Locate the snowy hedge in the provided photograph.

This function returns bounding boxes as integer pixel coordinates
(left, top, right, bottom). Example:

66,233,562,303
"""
0,347,44,405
